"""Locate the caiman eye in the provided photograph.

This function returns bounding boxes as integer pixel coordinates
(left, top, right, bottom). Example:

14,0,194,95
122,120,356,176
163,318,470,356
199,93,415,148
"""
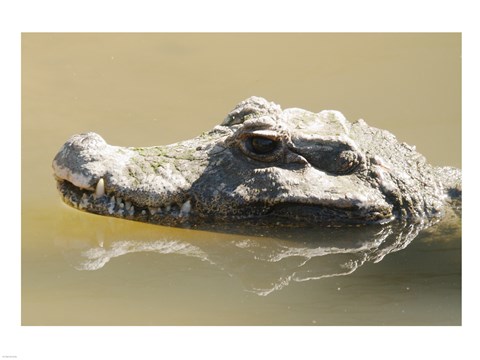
237,134,283,162
247,136,279,155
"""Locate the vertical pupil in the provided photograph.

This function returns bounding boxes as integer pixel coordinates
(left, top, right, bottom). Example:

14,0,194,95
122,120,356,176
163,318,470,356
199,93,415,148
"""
249,137,277,154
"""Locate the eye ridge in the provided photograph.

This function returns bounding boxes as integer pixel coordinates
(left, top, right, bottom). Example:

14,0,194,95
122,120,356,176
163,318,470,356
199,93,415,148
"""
247,136,279,155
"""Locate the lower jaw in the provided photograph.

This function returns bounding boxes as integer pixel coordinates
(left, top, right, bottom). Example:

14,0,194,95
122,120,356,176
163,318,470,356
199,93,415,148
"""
268,204,394,225
56,180,191,227
56,180,393,227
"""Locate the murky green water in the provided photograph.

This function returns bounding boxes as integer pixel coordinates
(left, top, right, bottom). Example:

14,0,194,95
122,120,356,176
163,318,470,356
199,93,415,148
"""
22,33,461,325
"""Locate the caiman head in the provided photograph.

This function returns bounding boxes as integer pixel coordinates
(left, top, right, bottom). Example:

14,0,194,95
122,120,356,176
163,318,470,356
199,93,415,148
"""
52,96,460,227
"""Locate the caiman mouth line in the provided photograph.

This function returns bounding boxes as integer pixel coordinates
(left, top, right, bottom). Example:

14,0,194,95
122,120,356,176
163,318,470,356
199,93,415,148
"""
56,176,394,226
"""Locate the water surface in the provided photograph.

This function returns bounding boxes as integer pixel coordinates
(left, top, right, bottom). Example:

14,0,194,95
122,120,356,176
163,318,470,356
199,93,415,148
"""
22,33,461,325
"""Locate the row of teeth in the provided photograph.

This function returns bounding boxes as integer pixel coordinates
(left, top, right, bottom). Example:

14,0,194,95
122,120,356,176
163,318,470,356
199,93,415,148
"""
104,196,191,217
71,178,192,218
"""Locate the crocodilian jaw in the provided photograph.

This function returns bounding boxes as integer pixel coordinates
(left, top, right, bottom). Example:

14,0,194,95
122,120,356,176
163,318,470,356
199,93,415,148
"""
55,176,193,225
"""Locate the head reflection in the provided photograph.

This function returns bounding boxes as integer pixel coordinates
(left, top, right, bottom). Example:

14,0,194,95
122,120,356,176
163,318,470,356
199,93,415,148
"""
56,212,435,296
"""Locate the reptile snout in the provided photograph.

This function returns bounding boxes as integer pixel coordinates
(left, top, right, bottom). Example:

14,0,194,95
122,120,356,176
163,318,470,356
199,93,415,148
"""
52,132,110,190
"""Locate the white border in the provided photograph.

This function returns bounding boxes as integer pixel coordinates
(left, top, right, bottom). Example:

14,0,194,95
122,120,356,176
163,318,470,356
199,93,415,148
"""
2,1,478,359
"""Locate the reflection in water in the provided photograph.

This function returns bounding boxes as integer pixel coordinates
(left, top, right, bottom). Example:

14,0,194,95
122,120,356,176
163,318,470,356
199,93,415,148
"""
68,239,212,271
55,212,441,296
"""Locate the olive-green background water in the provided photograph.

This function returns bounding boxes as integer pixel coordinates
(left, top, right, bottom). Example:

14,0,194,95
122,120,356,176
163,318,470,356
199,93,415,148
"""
22,33,461,325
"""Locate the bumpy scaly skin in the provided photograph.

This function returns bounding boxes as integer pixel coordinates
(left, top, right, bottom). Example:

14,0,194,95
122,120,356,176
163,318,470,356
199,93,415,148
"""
52,96,461,227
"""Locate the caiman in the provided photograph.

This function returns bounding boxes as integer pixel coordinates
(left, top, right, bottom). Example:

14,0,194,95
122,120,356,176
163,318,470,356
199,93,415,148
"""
52,96,461,227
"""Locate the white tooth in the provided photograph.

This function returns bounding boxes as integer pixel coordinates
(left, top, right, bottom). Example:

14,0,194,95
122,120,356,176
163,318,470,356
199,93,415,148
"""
110,196,116,205
129,206,135,215
180,200,191,216
116,197,123,206
149,207,157,215
95,178,105,198
165,204,171,212
125,201,132,210
141,210,146,215
80,196,89,208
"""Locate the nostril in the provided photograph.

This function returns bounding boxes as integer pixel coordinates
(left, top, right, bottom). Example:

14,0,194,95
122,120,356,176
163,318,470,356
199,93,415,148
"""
73,132,108,151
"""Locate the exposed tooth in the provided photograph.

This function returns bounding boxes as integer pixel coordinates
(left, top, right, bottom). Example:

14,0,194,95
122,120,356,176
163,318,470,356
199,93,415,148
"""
116,197,123,206
165,204,171,212
80,193,89,209
129,206,135,215
125,201,132,211
141,210,146,215
110,196,116,205
149,207,157,215
180,200,191,216
69,196,78,208
95,178,105,198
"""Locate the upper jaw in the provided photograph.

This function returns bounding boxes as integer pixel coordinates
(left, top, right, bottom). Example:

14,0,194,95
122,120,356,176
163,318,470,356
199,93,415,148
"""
53,132,394,226
52,132,195,224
